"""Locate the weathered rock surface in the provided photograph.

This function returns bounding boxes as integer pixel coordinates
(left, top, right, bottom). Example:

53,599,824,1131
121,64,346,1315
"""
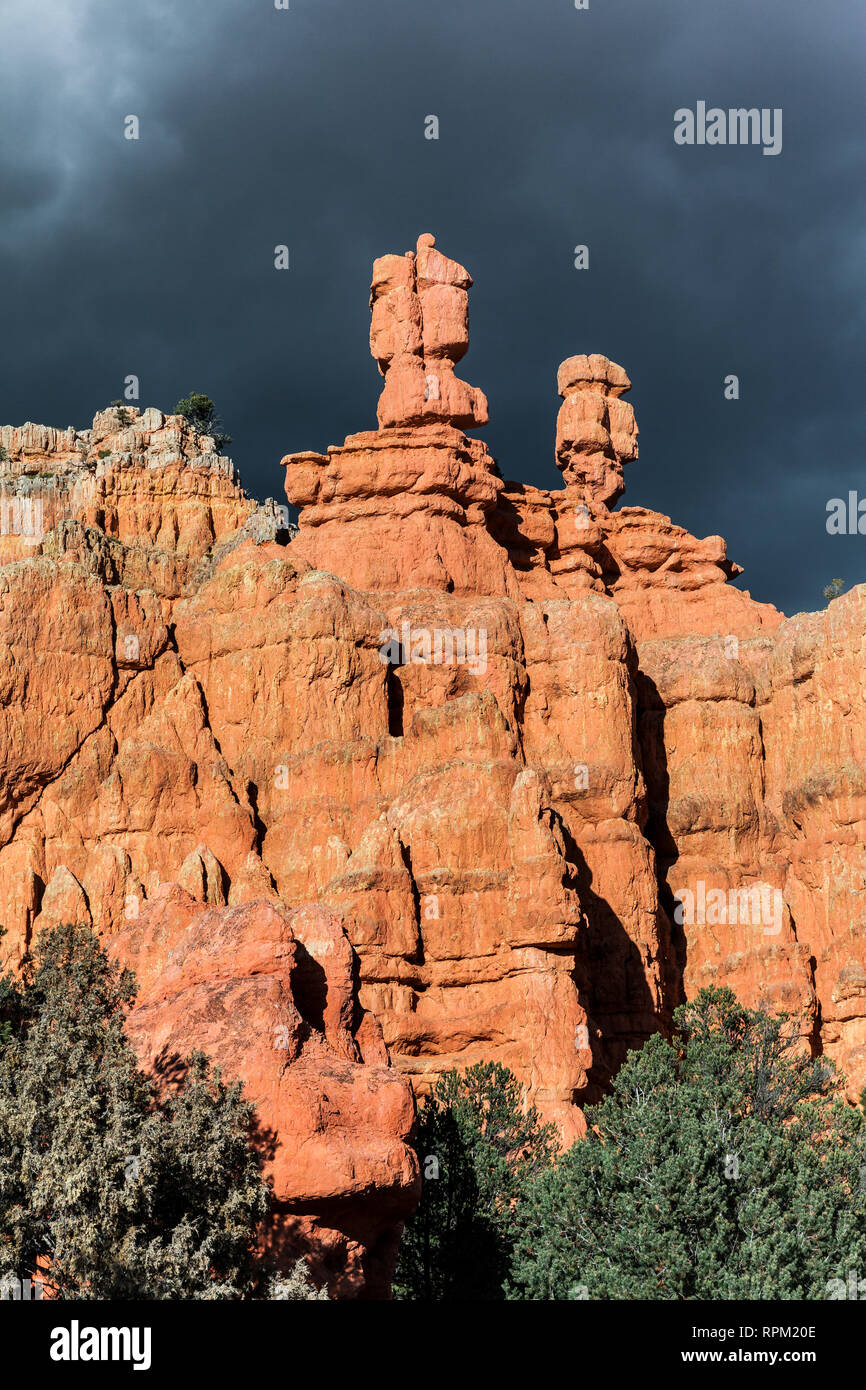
109,890,419,1299
370,234,489,431
0,235,864,1297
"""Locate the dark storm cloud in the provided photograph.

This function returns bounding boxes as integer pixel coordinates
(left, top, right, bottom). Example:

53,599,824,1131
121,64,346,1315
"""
1,0,864,614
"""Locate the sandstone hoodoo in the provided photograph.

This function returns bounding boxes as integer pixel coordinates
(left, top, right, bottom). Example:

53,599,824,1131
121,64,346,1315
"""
108,890,419,1300
1,235,864,1293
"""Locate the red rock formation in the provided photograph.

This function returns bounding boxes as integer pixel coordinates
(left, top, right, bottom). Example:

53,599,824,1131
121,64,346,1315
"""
0,234,864,1303
554,353,637,509
371,234,488,431
108,890,418,1299
0,407,418,1297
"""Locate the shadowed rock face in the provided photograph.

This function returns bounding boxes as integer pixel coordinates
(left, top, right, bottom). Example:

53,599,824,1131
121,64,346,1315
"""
0,235,864,1289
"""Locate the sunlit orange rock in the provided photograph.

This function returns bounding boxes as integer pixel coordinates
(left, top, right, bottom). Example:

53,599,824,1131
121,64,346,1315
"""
370,234,488,431
0,233,864,1296
109,888,419,1299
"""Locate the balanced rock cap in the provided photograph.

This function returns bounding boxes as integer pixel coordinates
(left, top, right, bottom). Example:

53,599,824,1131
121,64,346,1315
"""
557,354,631,398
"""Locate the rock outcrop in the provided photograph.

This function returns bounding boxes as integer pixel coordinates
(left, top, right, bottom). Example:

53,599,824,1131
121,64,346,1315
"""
108,890,418,1299
370,233,489,431
0,235,864,1292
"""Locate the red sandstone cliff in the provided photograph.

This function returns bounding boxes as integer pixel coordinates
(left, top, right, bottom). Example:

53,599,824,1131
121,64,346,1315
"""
1,235,864,1290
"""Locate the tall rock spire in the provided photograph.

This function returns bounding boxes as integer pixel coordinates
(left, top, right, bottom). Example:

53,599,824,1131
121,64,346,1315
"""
554,353,638,509
370,233,488,431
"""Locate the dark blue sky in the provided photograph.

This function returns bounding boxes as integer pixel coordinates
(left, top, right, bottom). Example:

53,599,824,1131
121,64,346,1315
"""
1,0,864,615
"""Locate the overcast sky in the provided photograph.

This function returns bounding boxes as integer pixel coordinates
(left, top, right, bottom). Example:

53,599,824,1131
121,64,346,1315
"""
1,0,863,615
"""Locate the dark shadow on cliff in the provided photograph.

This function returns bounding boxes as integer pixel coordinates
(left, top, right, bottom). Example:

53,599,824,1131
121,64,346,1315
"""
555,818,662,1105
290,943,328,1034
267,1191,410,1301
150,1045,278,1165
485,488,545,575
150,1046,191,1092
632,668,688,1005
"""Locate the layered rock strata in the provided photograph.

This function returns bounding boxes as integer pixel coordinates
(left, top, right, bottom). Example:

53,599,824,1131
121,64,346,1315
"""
0,235,864,1301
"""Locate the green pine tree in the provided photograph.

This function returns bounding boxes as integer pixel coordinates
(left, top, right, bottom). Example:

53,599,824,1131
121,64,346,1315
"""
0,923,270,1298
509,987,866,1300
173,393,231,451
394,1062,557,1300
823,577,846,604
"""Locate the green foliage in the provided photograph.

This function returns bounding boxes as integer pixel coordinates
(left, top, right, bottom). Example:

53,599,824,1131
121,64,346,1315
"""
394,1061,557,1300
109,400,132,428
0,446,8,463
509,988,866,1300
262,1261,329,1300
97,449,111,459
0,928,15,1049
173,393,231,451
823,577,846,603
0,923,270,1298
